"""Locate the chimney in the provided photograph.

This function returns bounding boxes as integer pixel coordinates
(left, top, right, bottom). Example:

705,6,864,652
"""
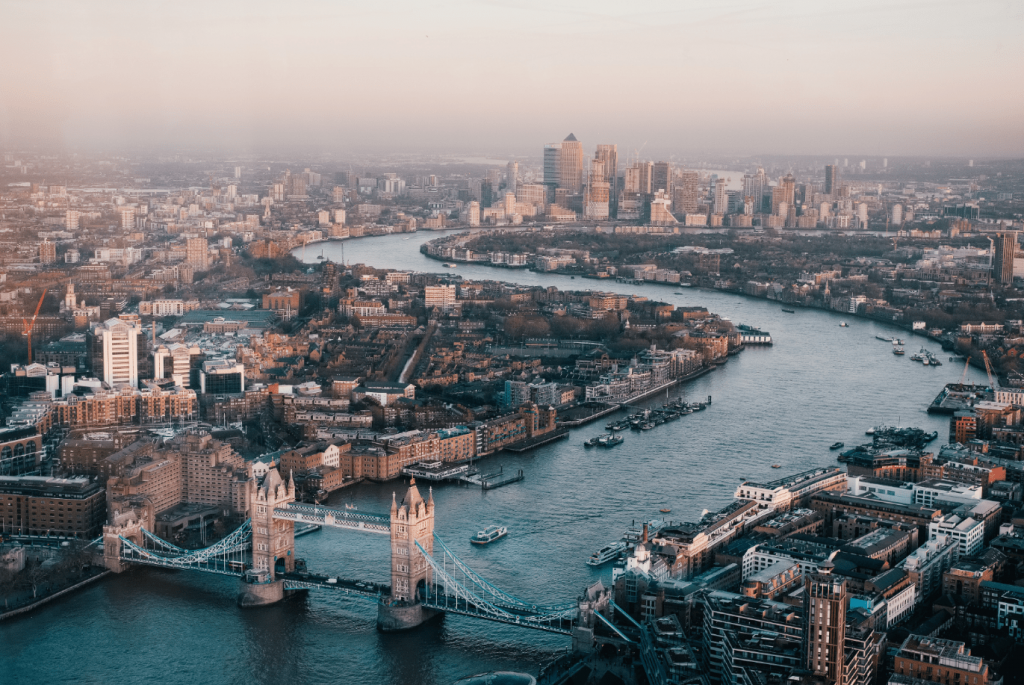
642,522,649,544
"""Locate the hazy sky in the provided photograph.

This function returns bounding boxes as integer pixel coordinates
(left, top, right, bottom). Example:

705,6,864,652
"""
1,0,1022,157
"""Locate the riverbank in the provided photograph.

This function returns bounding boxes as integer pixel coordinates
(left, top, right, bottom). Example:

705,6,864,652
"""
0,569,111,622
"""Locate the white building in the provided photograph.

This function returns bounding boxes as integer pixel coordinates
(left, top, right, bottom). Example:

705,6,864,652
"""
92,318,142,388
929,514,984,557
912,480,983,508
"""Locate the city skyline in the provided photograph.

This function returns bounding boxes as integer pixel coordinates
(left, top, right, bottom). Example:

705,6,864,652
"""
2,0,1022,157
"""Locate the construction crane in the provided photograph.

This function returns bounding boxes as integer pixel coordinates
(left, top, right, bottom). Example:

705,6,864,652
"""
958,356,972,386
982,350,997,389
21,291,46,364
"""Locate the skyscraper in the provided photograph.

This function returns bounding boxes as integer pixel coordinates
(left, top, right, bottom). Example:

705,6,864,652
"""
804,561,847,685
825,165,840,195
584,159,610,219
506,161,518,192
636,161,653,195
992,232,1018,286
89,318,142,388
652,161,672,195
543,144,560,199
676,170,701,214
558,134,583,194
712,179,728,215
595,144,618,197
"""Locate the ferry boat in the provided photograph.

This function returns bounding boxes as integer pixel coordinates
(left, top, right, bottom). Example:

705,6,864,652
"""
830,442,844,450
471,525,508,545
893,346,905,355
587,541,627,566
597,434,624,448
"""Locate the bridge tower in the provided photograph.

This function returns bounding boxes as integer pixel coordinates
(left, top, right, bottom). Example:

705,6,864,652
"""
239,467,295,607
378,477,438,631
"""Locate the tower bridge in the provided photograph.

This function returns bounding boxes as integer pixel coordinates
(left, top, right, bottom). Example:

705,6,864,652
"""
101,467,609,644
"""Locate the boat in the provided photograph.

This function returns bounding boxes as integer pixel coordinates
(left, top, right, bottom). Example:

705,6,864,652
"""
584,436,602,447
781,308,795,313
678,283,693,288
587,541,627,566
830,442,844,450
598,434,624,448
893,346,905,355
771,464,781,468
839,322,849,327
660,508,671,514
442,262,457,268
471,525,508,545
641,422,654,430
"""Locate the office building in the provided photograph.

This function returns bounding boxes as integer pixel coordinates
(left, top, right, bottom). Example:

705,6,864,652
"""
825,165,840,195
558,133,583,194
652,161,672,195
805,561,847,685
992,232,1017,286
89,317,142,388
506,161,518,192
543,143,560,199
199,359,245,395
595,144,618,201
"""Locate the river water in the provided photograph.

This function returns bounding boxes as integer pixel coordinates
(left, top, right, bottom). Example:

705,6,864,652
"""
1,234,987,685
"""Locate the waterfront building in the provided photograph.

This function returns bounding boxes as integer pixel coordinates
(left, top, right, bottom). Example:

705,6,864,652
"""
735,468,847,512
810,492,942,540
0,475,106,537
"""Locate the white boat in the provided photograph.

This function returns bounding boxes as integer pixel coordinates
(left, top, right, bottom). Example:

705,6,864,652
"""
470,525,507,545
587,540,627,566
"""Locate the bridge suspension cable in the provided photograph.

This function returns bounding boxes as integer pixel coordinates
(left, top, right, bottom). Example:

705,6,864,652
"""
119,519,253,576
416,538,577,634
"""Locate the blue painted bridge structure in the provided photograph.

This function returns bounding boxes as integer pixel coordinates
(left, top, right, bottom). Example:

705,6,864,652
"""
103,470,608,643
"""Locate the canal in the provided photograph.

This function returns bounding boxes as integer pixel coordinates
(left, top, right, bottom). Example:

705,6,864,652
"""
0,233,988,685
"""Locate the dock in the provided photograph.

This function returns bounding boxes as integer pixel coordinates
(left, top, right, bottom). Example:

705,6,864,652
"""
558,402,621,428
401,460,470,482
460,466,525,490
927,382,992,414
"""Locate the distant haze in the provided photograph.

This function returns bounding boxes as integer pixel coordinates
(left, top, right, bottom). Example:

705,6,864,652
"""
1,0,1022,157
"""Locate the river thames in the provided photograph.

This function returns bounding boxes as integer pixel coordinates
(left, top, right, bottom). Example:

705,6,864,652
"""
1,233,988,685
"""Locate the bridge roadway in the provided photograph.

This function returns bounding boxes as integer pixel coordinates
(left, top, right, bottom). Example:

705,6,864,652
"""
279,571,390,599
272,503,391,534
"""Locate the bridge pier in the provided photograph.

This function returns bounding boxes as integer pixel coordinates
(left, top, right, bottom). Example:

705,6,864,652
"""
237,571,285,607
376,601,439,632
